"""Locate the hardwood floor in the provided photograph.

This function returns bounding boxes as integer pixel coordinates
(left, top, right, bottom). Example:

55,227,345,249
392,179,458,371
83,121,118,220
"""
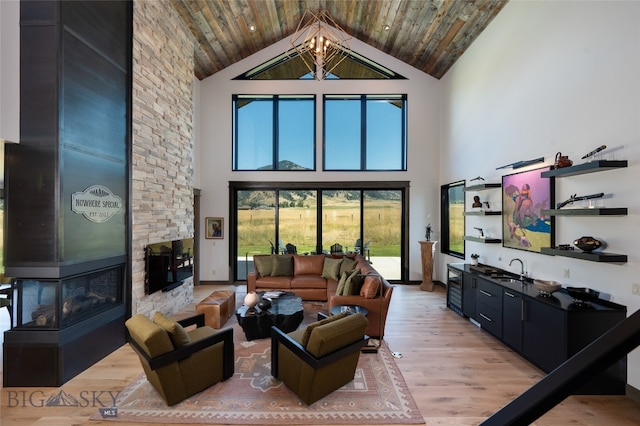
2,284,639,425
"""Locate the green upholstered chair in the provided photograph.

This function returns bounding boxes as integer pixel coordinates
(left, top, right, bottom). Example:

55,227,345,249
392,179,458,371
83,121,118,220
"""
125,312,233,406
271,312,369,405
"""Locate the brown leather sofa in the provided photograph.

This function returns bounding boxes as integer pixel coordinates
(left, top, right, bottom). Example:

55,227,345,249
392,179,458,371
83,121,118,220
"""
247,253,393,338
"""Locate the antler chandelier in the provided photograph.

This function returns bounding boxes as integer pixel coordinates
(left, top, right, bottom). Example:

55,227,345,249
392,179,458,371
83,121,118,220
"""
290,9,351,80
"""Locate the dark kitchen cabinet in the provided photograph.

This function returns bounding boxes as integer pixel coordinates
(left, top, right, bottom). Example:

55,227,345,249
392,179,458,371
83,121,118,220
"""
475,278,502,339
462,273,476,319
502,289,523,352
522,297,567,372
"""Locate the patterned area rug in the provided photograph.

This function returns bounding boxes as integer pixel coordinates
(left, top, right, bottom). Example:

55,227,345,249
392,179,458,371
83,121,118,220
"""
93,303,424,425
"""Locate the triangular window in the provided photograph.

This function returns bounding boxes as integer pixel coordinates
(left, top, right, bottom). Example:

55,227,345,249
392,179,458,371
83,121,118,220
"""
234,46,406,80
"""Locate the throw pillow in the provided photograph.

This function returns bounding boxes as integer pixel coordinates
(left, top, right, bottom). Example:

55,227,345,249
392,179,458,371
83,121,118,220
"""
322,256,343,281
301,312,349,347
335,270,349,296
343,268,362,296
253,255,273,277
271,255,293,276
340,256,358,276
153,311,191,348
360,275,381,299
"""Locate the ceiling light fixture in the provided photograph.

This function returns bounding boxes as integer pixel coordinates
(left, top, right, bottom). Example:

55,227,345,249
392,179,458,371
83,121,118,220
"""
383,24,391,31
290,9,351,80
249,24,256,32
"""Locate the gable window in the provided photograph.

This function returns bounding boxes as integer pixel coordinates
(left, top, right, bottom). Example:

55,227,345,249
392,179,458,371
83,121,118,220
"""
324,95,407,171
440,180,465,258
232,95,315,171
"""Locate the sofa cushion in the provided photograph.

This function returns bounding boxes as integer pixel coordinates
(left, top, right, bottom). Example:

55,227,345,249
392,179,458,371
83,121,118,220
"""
254,255,273,277
360,275,381,299
340,256,358,276
271,255,293,276
254,275,292,289
301,312,349,347
291,275,327,289
153,311,191,348
321,256,343,281
293,255,325,276
343,268,363,296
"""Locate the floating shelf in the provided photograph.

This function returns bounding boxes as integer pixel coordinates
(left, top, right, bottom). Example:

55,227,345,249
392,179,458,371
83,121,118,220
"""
464,236,501,243
464,210,502,216
465,183,501,191
540,160,627,178
542,208,627,216
541,247,627,263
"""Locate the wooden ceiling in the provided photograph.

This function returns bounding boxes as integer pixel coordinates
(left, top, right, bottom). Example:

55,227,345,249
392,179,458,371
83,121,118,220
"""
170,0,509,81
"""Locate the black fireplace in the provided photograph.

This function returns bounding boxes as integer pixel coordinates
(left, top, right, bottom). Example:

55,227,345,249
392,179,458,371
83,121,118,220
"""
2,1,132,387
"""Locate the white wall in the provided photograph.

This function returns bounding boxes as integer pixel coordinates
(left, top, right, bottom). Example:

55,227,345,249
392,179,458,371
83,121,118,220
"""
0,0,20,145
195,31,441,284
440,0,640,388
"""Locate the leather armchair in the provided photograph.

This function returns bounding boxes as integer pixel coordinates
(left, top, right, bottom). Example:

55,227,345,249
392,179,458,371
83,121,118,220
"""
271,312,369,405
125,312,233,406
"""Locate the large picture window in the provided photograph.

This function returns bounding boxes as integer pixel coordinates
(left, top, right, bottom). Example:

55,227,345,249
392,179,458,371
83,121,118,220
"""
324,95,407,171
232,95,315,171
441,180,465,258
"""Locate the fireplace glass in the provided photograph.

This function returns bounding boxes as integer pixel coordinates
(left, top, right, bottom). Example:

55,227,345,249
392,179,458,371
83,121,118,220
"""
15,265,124,329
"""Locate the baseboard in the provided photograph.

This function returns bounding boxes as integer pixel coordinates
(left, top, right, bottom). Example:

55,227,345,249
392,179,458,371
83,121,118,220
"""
627,384,640,403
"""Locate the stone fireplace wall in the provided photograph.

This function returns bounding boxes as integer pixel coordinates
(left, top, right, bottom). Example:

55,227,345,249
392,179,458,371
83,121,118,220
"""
131,0,196,316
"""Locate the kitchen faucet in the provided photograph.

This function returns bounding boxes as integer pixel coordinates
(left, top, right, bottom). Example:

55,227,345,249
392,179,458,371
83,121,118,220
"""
509,258,526,281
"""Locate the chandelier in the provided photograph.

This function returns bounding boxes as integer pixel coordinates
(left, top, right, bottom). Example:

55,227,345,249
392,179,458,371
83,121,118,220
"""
290,9,351,80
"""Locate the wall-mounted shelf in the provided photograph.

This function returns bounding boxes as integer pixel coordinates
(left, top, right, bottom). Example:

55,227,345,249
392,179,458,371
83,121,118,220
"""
541,208,627,216
464,236,501,244
464,210,502,216
541,247,627,263
540,160,627,178
465,183,501,191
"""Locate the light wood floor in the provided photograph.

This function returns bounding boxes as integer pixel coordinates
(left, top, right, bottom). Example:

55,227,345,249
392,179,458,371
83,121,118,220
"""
2,284,639,425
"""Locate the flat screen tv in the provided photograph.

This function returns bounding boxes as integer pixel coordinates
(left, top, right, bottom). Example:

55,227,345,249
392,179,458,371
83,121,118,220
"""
145,238,194,294
502,167,554,253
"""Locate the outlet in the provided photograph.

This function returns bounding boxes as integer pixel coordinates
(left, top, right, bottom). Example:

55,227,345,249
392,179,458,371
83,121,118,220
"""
563,268,570,279
498,253,502,261
633,283,640,296
211,269,216,275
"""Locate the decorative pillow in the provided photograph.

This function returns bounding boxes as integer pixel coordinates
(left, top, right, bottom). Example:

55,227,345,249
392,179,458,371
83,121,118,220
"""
301,312,348,347
322,257,343,281
343,268,363,296
271,255,293,276
153,311,191,348
335,270,349,296
253,255,273,277
360,275,381,299
340,257,358,276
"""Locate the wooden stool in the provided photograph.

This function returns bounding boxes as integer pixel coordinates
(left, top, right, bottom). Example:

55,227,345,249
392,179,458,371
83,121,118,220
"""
196,290,236,329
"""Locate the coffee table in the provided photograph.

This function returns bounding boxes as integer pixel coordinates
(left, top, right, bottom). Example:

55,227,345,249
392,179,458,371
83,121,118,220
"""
330,305,368,317
236,292,304,340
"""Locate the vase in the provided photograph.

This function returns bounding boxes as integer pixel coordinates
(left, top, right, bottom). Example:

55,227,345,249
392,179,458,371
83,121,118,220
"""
244,291,259,308
471,258,479,266
257,299,272,311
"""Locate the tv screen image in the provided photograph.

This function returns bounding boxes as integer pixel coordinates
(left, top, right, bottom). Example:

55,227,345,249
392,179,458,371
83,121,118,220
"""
145,238,194,294
502,167,554,253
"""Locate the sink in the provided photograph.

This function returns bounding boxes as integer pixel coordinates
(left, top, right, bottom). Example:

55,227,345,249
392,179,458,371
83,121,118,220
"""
497,278,523,284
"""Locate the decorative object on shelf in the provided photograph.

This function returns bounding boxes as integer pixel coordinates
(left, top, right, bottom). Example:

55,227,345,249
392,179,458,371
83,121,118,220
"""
470,176,485,181
557,192,604,209
425,223,432,241
472,195,482,208
257,298,272,311
533,279,561,297
496,156,544,170
244,291,259,308
556,244,574,250
474,227,484,237
581,144,606,160
566,287,600,306
483,201,491,210
470,253,479,266
573,236,605,252
289,9,351,80
553,152,573,169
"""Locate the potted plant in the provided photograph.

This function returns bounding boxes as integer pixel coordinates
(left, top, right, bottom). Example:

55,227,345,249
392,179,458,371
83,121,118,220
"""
470,253,480,266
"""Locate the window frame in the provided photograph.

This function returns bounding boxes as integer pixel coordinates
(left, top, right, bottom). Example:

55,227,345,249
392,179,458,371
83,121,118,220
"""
440,180,466,259
232,94,316,171
322,94,407,171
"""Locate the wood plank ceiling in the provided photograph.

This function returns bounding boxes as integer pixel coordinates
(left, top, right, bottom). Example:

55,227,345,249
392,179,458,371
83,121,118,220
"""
170,0,509,81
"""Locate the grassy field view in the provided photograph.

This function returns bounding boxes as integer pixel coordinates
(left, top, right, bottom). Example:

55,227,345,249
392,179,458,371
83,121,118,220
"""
450,203,464,254
238,199,402,257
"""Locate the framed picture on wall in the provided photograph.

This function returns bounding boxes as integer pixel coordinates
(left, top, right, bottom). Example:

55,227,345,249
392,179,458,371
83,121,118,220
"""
502,167,554,253
205,217,224,239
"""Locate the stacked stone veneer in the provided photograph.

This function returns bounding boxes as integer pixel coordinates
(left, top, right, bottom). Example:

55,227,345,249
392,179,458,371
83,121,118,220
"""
131,0,196,316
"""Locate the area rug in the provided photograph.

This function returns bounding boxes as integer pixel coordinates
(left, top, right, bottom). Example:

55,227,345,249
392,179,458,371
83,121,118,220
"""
93,303,424,425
